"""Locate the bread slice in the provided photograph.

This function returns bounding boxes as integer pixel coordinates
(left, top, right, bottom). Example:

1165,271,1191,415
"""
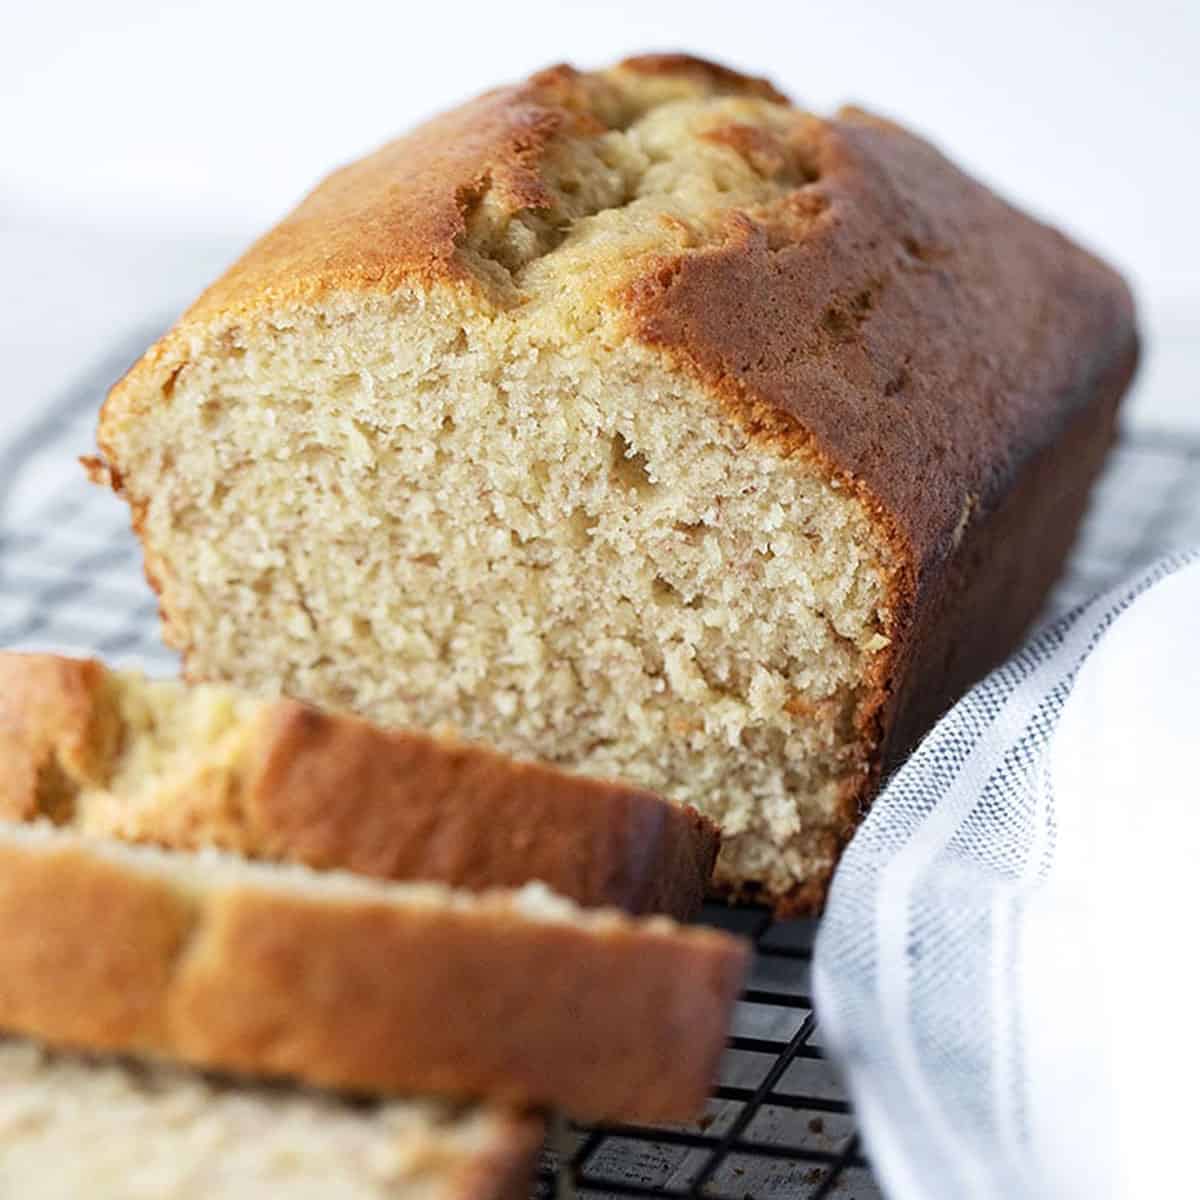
0,651,717,918
91,54,1137,911
0,1037,541,1200
0,820,746,1122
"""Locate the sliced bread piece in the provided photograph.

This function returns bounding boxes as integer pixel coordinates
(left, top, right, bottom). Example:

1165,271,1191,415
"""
0,652,718,918
0,821,746,1122
0,1036,542,1200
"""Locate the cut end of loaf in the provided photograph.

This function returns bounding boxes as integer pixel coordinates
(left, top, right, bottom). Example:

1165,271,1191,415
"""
101,305,895,903
97,59,903,907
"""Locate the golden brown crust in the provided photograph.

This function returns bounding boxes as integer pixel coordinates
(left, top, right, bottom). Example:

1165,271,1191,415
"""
0,830,747,1121
0,842,193,1049
0,652,718,918
873,333,1135,784
243,701,718,917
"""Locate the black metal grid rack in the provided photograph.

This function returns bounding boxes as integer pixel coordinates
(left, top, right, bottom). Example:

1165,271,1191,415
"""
3,332,1199,1200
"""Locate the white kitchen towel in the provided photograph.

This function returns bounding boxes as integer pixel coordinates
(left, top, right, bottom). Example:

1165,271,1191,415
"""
813,549,1200,1200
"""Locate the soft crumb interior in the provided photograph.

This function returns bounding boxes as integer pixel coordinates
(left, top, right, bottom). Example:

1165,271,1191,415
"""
101,71,896,898
44,670,268,852
0,1038,524,1200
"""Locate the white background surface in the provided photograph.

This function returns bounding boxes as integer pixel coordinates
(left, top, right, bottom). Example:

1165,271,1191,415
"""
3,0,1198,446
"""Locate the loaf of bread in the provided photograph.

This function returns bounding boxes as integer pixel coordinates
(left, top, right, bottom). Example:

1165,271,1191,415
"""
0,820,745,1121
92,53,1137,911
0,651,716,917
0,1037,541,1200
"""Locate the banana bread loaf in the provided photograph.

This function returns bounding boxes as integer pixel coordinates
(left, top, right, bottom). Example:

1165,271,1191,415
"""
91,53,1138,910
0,651,717,916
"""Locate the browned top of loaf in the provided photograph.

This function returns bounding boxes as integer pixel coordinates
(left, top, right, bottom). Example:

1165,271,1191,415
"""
0,652,718,918
109,52,1136,604
145,54,789,318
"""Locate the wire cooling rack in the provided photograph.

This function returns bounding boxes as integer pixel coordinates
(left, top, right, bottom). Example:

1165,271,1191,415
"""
2,329,1199,1200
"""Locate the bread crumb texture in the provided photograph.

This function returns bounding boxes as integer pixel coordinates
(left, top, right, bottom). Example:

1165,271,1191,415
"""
0,1037,534,1200
99,58,900,903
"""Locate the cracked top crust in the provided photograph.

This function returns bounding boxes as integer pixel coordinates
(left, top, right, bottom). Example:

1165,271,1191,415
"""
118,54,801,326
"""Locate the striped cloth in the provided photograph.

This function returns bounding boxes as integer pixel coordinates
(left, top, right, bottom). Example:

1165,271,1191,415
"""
814,551,1200,1200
